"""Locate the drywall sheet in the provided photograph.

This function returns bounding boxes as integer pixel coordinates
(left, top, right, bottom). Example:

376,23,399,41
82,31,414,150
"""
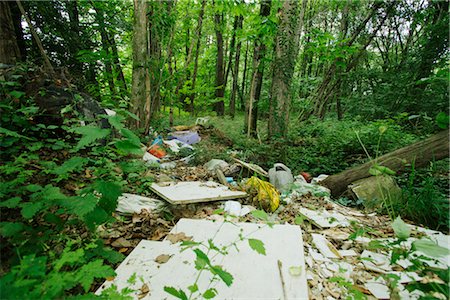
97,219,308,299
150,181,247,204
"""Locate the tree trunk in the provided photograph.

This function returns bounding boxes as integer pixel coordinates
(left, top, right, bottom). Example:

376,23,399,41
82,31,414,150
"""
240,40,249,111
268,0,305,138
321,129,450,198
0,1,21,64
245,0,271,137
214,10,225,116
131,0,149,129
229,15,243,118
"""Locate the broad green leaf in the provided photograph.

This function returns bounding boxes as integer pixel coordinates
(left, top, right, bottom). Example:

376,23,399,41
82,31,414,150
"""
0,197,21,208
72,126,111,149
251,210,268,221
21,201,45,219
203,288,217,299
248,239,266,255
52,157,88,179
115,140,143,155
392,216,410,240
188,284,198,293
436,112,449,129
194,248,210,269
0,127,32,140
54,248,85,272
0,222,25,237
77,259,115,292
164,286,188,300
60,194,98,218
412,239,450,258
95,181,121,213
369,164,396,176
120,128,141,146
107,115,125,131
10,90,25,99
210,265,233,287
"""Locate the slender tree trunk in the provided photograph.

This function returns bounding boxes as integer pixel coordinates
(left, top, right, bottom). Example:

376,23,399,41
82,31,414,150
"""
240,40,249,111
214,10,225,116
229,15,243,118
268,0,306,138
0,1,21,64
225,16,240,88
322,130,450,198
131,0,149,129
245,0,271,136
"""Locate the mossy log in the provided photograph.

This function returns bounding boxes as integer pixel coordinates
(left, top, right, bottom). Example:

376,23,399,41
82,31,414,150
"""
321,129,449,198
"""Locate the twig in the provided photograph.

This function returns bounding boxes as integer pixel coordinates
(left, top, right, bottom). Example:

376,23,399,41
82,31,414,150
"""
278,260,287,300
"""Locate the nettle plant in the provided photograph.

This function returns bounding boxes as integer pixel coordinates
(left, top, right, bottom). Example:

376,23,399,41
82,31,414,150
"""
0,82,148,298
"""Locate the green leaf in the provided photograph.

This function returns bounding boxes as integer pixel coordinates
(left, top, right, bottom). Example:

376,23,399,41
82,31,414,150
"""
188,283,198,293
203,288,217,299
0,197,21,208
9,90,25,99
72,126,111,149
251,210,268,221
248,239,266,255
120,128,141,146
21,201,45,219
194,248,211,269
95,181,121,213
54,248,85,272
288,266,303,276
0,222,25,237
60,194,98,218
77,259,115,292
210,265,233,287
164,286,188,300
107,115,125,131
369,164,396,176
0,127,32,140
52,157,88,176
392,216,410,240
412,239,450,258
436,112,449,129
115,140,143,155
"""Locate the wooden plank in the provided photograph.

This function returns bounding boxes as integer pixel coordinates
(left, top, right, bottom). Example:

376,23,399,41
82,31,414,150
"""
150,181,247,205
97,219,308,299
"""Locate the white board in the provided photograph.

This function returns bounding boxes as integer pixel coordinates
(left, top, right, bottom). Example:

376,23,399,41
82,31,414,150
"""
97,219,308,299
150,181,247,204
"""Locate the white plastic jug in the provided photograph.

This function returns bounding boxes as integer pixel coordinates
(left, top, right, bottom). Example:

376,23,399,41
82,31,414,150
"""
268,163,294,193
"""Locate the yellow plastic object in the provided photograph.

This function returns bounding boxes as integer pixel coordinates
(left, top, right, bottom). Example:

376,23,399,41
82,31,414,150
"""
245,176,280,212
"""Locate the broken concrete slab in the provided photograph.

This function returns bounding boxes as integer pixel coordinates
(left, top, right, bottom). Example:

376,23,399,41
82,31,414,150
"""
299,207,351,228
311,234,343,259
150,181,247,205
97,218,308,299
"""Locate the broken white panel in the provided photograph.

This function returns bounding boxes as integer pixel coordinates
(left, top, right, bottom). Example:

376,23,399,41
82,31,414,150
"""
299,207,350,228
308,246,331,262
96,218,308,299
339,249,358,257
311,234,342,259
365,280,390,299
361,250,392,273
387,271,422,284
150,181,247,205
116,193,165,215
223,200,253,217
168,219,309,299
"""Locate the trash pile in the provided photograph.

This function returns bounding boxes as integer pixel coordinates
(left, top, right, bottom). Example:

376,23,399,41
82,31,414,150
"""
98,125,449,299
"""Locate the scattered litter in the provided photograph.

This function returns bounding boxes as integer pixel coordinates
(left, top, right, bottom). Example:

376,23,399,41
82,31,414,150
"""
163,139,193,153
268,163,294,193
290,176,331,198
360,250,391,273
169,131,201,145
350,175,402,212
223,200,253,217
338,249,358,257
148,144,166,158
160,162,176,170
311,234,342,259
116,193,165,215
299,207,350,228
204,159,229,172
143,152,160,164
365,279,390,299
311,174,329,184
150,181,247,205
232,157,268,177
195,117,209,125
244,176,280,212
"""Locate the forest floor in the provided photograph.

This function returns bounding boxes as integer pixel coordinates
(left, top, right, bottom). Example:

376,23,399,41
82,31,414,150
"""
97,120,450,300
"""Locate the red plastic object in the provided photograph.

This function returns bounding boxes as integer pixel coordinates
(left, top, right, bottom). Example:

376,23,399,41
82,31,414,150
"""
148,145,166,158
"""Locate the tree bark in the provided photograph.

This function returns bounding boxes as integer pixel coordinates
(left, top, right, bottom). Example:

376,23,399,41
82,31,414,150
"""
214,10,225,116
321,130,450,198
131,0,149,129
268,0,306,138
229,15,243,118
244,0,271,137
0,1,21,64
240,40,249,111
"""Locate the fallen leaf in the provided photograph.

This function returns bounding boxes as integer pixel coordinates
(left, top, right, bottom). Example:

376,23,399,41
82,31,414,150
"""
155,254,172,264
111,237,132,248
137,283,150,299
289,266,303,276
106,276,115,281
166,232,192,244
119,247,128,253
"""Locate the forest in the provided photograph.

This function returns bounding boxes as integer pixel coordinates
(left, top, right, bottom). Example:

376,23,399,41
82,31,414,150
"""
0,0,449,299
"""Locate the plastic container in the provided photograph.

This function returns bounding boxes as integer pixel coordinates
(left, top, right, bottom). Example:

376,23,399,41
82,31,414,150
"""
268,163,294,193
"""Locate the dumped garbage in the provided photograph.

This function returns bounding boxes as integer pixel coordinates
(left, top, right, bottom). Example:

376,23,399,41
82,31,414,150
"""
232,157,268,177
287,175,331,200
244,176,280,212
268,163,294,193
169,130,201,145
350,175,402,212
148,144,166,158
163,139,194,153
223,200,253,217
97,218,308,299
116,193,166,215
143,152,160,164
150,181,247,205
204,159,229,172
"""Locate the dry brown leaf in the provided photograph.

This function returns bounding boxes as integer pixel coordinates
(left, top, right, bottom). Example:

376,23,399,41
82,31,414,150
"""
137,283,150,299
111,237,132,248
155,254,172,264
118,247,128,253
166,232,192,244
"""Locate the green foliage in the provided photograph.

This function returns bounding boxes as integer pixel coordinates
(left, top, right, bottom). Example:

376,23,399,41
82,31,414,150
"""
392,216,411,240
248,238,266,255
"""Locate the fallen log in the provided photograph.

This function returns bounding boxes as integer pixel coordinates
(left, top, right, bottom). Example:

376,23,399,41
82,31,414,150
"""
321,129,449,198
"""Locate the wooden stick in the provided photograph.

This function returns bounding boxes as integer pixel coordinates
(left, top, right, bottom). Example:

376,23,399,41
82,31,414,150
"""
278,260,288,300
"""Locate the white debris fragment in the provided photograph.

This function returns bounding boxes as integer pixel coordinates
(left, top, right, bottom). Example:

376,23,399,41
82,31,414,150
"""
311,234,343,259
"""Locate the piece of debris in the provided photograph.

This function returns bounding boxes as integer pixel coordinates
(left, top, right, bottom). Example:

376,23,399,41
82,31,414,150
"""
223,200,253,217
244,176,280,212
298,207,350,228
150,181,247,205
116,193,166,215
311,233,342,259
232,157,268,177
111,237,132,248
169,131,201,145
166,232,192,244
204,159,229,172
154,254,172,264
268,163,294,193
